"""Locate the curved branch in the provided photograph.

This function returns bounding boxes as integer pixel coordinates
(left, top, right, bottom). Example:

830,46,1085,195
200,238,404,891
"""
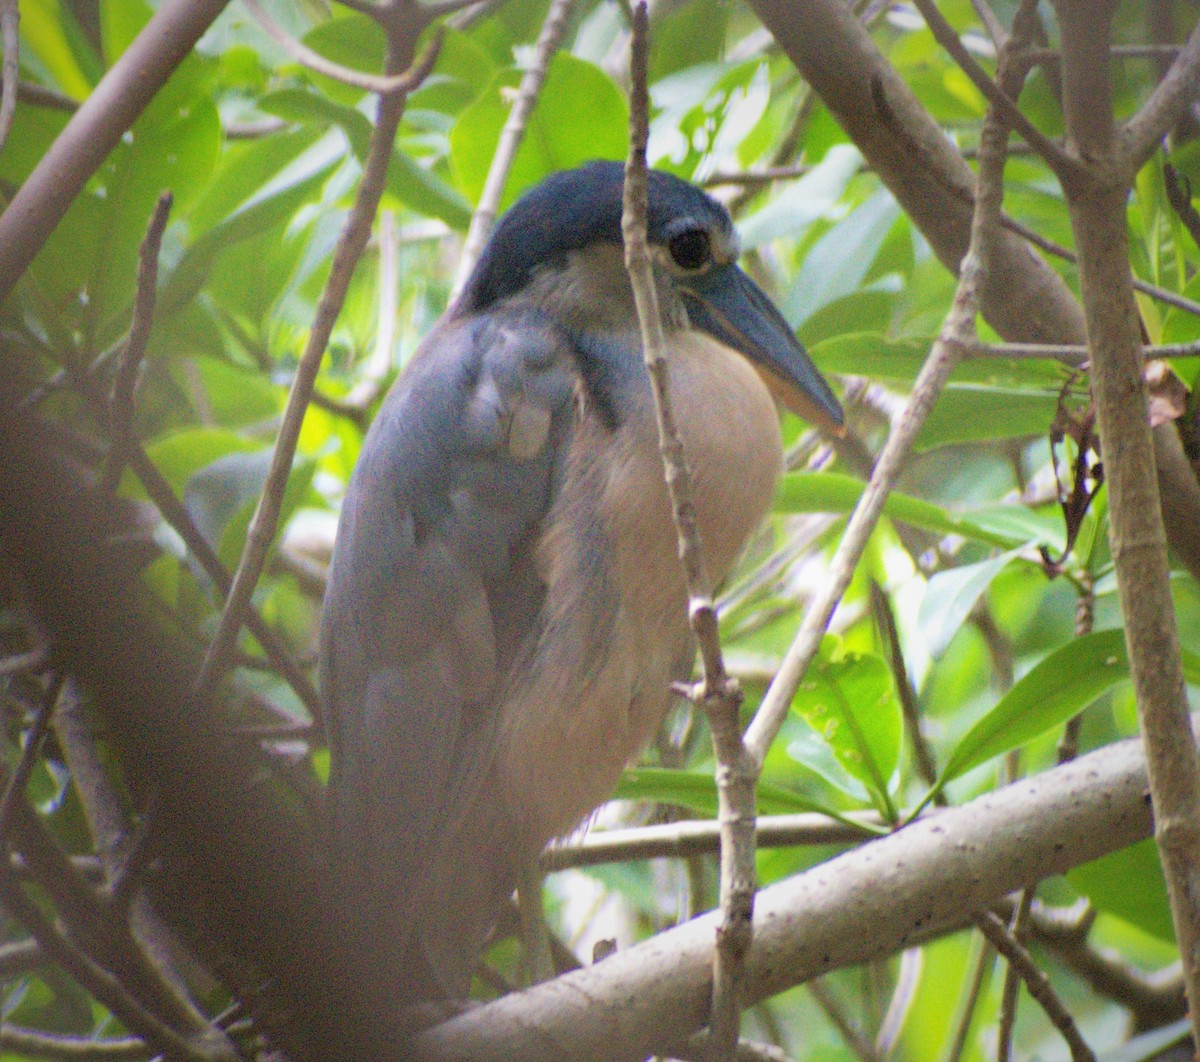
242,0,443,94
196,27,442,694
1123,15,1200,169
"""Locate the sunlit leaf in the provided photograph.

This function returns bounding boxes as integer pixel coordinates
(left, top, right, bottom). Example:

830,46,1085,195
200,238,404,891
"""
791,638,901,820
919,547,1026,659
775,470,1065,552
450,53,627,208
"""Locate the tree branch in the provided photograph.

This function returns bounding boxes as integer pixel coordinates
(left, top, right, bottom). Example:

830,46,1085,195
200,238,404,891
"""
0,0,17,154
539,811,886,873
1122,14,1200,169
0,0,232,302
976,909,1096,1062
242,0,444,94
622,5,755,1053
1054,0,1200,1045
908,0,1079,181
419,728,1162,1062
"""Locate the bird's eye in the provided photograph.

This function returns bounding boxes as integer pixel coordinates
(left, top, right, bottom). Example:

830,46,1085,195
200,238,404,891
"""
668,228,711,271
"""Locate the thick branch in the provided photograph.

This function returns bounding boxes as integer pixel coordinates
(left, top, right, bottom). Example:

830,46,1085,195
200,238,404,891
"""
0,0,231,302
420,729,1159,1062
1055,0,1200,1045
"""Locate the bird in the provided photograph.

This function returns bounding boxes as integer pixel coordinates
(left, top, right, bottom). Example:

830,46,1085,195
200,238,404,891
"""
320,159,843,1004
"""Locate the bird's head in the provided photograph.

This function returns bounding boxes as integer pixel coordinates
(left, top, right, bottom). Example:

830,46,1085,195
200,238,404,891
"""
455,160,844,434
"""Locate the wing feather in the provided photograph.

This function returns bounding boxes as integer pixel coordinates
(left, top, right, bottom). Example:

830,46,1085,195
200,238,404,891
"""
320,308,576,995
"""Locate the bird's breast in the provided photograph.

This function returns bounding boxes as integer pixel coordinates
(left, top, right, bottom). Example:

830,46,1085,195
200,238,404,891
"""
494,330,783,850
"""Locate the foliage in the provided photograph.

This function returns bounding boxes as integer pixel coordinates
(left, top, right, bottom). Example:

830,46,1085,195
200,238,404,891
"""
1,0,1198,1059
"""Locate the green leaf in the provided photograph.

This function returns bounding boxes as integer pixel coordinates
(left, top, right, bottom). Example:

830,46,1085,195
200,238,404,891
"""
614,767,862,822
775,471,1065,552
914,386,1060,450
919,547,1026,659
189,125,327,235
790,639,902,819
784,189,900,326
259,87,374,158
1069,839,1175,942
20,0,92,98
384,152,473,230
450,53,627,209
936,630,1132,789
87,96,221,341
737,144,861,251
160,136,341,317
180,358,283,430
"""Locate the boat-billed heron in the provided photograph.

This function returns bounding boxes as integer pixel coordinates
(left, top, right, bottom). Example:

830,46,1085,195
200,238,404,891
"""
321,160,843,1002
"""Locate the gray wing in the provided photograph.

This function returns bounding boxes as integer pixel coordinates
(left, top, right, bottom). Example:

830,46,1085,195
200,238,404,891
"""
320,307,576,996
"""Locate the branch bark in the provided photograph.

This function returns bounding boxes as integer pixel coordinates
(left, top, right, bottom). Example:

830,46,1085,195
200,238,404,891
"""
622,5,755,1052
0,0,231,303
419,727,1159,1062
1054,0,1200,1046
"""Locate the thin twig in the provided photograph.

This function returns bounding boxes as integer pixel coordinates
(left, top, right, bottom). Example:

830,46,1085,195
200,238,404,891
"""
0,674,63,844
995,890,1034,1061
451,0,575,297
0,867,206,1061
702,165,810,188
0,647,50,676
1004,898,1187,1029
0,751,225,1048
0,0,18,154
0,937,44,978
0,1027,150,1060
976,910,1097,1061
15,78,77,111
103,193,172,492
540,811,889,872
242,0,441,94
873,81,1200,321
742,268,973,767
197,25,442,697
66,316,326,726
623,5,755,1055
909,0,1079,181
53,680,218,1037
